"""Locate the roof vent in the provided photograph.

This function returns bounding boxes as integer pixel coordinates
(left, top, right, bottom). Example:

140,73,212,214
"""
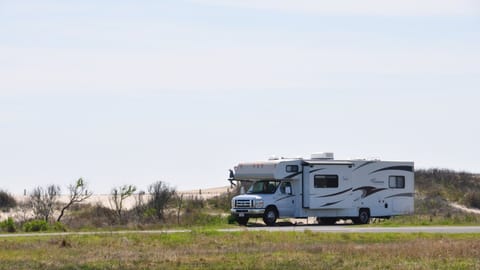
311,152,334,160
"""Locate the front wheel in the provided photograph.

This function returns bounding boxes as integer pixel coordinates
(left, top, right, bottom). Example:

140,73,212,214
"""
263,207,277,226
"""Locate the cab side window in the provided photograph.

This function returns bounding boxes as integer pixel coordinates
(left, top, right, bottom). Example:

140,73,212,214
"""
280,182,292,195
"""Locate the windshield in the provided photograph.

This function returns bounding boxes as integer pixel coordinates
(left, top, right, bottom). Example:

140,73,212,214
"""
247,180,280,194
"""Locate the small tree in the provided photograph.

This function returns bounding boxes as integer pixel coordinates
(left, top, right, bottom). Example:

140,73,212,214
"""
57,178,93,222
147,181,175,220
30,185,60,221
110,185,136,223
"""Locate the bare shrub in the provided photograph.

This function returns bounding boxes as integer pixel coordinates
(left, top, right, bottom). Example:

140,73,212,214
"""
110,185,136,223
130,191,148,223
147,181,176,221
30,185,60,221
57,178,93,222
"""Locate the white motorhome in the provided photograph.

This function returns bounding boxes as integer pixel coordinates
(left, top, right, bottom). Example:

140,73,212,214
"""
229,153,414,226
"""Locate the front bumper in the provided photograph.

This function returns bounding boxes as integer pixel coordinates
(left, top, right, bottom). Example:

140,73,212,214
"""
231,208,265,218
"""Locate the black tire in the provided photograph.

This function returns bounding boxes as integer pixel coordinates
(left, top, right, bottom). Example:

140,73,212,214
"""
263,207,277,226
317,217,337,225
236,217,249,226
354,209,370,224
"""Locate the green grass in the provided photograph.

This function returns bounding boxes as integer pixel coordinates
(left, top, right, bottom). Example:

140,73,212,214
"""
0,231,479,269
369,214,480,226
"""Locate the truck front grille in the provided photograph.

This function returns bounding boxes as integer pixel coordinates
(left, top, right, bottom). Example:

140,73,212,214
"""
235,199,252,208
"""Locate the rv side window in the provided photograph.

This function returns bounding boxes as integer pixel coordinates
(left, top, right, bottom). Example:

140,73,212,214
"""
314,175,339,188
286,165,299,173
389,176,405,189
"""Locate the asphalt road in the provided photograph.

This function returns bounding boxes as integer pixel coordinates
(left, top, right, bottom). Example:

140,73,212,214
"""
1,226,480,238
220,225,480,234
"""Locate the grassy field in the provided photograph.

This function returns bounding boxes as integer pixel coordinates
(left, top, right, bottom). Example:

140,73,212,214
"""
1,231,479,269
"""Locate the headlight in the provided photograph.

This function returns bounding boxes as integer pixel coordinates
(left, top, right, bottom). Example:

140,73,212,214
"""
254,199,264,208
231,199,235,208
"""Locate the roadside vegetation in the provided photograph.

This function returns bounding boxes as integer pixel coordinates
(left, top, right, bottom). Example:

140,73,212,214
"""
416,169,480,209
1,168,480,233
400,169,480,225
0,179,239,233
0,231,479,269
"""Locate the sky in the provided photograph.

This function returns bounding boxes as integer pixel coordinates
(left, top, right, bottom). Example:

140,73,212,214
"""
1,0,479,194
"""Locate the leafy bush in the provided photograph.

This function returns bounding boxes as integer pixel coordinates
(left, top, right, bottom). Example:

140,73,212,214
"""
227,214,236,224
0,217,16,233
0,190,17,209
52,221,67,232
23,219,49,232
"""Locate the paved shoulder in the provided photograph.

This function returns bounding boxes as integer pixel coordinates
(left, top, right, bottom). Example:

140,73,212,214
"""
1,226,480,238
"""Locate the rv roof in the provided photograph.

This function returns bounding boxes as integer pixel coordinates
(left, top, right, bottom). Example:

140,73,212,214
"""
303,160,353,166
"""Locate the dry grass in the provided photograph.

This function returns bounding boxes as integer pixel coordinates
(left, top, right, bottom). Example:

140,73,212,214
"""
0,231,479,269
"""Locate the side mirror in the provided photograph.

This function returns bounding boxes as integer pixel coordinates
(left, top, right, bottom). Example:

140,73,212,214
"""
285,186,292,195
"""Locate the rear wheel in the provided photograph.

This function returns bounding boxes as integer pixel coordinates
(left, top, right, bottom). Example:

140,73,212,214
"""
263,207,278,226
236,217,249,226
354,209,370,224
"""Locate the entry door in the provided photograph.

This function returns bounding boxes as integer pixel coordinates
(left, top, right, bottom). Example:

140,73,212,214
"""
302,166,310,208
